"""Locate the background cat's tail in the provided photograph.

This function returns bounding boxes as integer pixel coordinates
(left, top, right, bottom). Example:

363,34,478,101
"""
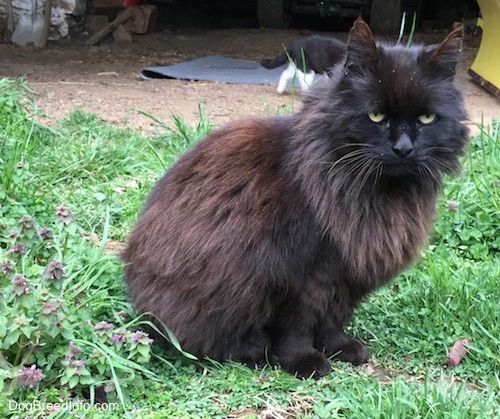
260,52,288,69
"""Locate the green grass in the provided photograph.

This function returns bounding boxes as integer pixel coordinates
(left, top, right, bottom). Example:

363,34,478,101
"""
1,78,499,418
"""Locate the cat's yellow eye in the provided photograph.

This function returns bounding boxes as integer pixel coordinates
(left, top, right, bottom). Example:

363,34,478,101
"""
418,113,437,124
368,112,386,123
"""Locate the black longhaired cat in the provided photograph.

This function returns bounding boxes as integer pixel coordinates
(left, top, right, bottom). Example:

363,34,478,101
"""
122,19,469,379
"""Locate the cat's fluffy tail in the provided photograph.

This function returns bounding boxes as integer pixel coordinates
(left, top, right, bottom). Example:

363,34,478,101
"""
260,52,288,69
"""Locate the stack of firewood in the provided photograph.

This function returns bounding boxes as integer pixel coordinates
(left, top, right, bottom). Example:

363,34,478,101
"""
85,3,158,45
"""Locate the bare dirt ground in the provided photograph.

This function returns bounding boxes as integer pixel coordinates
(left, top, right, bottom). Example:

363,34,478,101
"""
1,26,499,135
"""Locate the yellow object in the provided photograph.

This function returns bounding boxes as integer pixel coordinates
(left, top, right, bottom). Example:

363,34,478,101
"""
468,0,500,97
468,1,500,96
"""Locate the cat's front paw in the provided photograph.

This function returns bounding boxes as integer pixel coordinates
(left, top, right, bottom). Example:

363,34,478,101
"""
332,338,369,365
281,351,332,379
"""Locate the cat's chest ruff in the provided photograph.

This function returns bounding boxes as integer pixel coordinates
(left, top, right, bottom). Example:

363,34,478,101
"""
326,185,436,287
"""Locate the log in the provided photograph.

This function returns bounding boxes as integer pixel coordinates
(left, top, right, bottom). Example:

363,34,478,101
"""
126,5,157,34
112,24,132,42
84,7,135,46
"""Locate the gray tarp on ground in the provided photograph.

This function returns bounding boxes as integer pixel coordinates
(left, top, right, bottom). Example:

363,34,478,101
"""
140,55,284,85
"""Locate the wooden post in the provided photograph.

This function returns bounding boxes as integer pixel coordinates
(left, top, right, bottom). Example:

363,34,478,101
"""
39,0,53,49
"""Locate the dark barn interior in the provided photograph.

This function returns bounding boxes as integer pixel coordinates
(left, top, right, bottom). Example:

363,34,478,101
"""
147,0,480,34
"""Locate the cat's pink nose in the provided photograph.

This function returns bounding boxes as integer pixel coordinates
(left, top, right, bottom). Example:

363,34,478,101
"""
392,134,414,158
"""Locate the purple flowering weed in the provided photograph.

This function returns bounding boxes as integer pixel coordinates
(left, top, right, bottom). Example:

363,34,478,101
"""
55,205,75,226
18,364,45,388
11,274,30,295
41,259,66,281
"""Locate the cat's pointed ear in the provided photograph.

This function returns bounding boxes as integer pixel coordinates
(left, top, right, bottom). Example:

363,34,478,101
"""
427,25,463,76
345,18,378,69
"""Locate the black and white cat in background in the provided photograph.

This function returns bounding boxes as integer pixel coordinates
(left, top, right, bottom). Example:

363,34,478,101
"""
260,34,347,94
122,19,469,379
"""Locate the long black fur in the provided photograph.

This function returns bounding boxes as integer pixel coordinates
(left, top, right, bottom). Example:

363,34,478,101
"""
122,20,469,379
